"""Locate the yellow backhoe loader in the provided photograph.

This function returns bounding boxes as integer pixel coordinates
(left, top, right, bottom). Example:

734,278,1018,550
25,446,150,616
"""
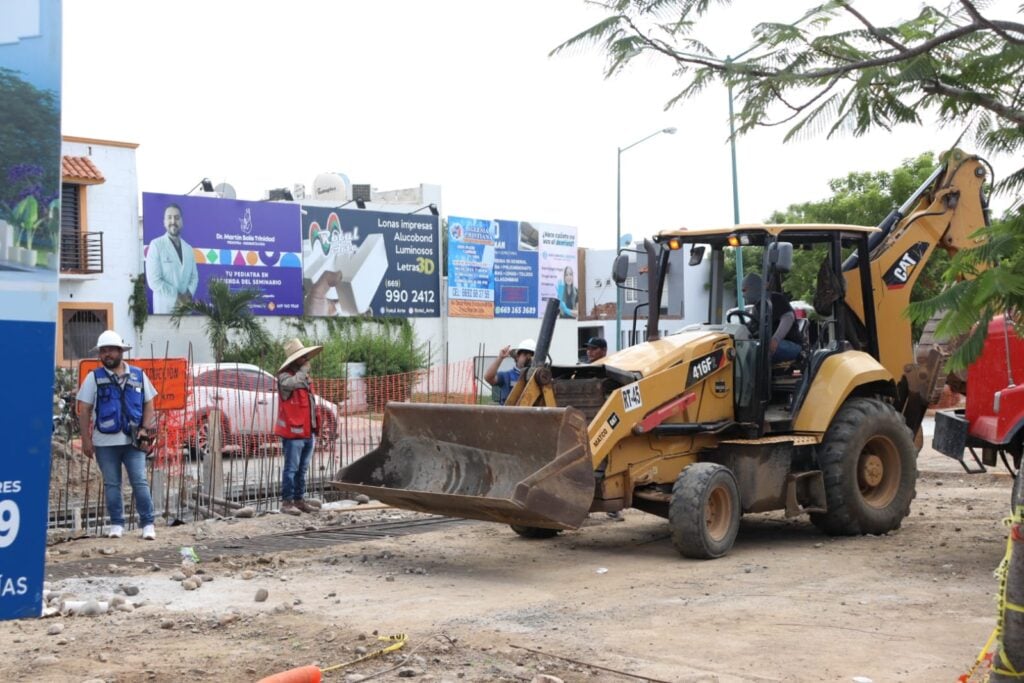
337,148,991,558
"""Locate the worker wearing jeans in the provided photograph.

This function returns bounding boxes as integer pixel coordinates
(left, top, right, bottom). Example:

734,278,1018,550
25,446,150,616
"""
93,447,155,532
77,330,159,539
281,437,314,508
275,338,323,515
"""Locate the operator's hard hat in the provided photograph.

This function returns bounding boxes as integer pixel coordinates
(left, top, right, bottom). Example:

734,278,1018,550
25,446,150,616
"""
512,338,536,355
95,330,131,350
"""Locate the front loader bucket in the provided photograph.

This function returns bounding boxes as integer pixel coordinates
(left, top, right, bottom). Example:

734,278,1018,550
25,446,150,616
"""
335,403,594,530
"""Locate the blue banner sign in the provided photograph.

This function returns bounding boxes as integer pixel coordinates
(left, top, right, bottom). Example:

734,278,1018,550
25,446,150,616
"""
0,0,62,620
447,216,496,318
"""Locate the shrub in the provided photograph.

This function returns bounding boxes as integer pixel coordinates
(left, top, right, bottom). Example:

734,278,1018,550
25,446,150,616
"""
222,318,428,388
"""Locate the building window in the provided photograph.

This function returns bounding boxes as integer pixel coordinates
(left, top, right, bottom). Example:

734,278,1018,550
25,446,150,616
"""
58,303,112,365
624,276,638,304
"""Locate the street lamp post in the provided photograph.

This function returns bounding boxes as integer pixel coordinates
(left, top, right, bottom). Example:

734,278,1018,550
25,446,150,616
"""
727,72,745,310
616,127,677,351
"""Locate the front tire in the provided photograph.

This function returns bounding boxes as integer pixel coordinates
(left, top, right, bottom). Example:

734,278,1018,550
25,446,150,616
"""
669,462,740,559
810,398,917,536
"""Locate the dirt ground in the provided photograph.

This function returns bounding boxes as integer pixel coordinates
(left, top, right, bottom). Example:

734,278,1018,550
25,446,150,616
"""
2,443,1014,683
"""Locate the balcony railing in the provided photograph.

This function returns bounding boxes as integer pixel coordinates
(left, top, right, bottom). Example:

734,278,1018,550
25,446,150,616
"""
60,231,103,274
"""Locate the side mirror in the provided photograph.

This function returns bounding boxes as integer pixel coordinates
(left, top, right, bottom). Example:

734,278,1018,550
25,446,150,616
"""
612,254,629,284
768,241,793,273
688,246,706,266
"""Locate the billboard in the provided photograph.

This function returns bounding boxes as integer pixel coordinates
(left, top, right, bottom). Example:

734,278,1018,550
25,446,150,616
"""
0,0,62,619
301,207,440,317
447,216,496,318
142,193,304,315
447,217,576,319
536,222,578,319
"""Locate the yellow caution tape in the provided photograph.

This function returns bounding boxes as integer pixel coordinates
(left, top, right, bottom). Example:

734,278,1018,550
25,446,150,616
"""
320,633,408,673
961,507,1024,682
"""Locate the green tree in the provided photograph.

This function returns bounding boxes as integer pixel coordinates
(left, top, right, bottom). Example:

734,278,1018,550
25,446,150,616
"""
723,154,940,298
763,153,948,338
0,68,60,209
169,278,272,364
554,2,1022,189
554,0,1023,338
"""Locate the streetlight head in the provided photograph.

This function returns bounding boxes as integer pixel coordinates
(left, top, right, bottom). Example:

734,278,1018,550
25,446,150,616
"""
663,127,678,135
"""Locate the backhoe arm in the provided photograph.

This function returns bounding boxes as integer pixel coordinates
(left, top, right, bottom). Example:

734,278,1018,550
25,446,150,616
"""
843,149,990,426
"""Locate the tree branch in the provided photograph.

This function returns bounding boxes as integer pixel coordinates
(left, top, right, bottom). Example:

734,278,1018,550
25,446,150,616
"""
922,79,1024,126
838,0,908,52
959,0,1024,46
730,23,980,81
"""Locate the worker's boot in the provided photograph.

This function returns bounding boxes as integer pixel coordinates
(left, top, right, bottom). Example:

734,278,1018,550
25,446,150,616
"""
280,501,301,516
293,499,318,514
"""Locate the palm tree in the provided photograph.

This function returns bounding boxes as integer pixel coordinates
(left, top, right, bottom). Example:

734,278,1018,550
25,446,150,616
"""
169,278,271,363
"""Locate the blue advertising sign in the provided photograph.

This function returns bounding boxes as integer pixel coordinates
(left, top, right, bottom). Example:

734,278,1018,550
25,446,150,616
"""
0,0,62,619
494,218,538,318
447,216,496,318
142,193,303,315
301,207,440,317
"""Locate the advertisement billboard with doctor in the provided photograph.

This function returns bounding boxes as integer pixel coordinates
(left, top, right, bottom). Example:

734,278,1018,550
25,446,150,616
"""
142,193,304,315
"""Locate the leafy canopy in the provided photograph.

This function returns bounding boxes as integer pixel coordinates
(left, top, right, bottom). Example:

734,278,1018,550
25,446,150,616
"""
556,1,1024,366
554,1,1023,192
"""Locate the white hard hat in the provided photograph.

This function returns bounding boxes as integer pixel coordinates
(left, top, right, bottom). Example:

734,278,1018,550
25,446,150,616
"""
512,338,536,355
95,330,131,350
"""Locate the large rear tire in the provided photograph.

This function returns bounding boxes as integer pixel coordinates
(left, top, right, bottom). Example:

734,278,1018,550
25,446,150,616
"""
810,398,917,536
510,525,561,539
669,462,740,559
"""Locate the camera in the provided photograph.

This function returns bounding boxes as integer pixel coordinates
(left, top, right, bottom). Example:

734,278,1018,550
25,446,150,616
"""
131,426,154,452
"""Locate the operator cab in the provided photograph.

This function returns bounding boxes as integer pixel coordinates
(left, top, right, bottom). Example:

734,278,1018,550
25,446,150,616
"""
615,224,881,438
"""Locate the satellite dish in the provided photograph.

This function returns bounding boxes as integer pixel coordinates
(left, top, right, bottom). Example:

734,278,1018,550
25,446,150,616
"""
312,172,351,201
214,182,237,199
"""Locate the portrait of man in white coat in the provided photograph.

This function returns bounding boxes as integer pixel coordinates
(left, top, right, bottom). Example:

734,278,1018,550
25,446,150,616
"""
145,203,198,314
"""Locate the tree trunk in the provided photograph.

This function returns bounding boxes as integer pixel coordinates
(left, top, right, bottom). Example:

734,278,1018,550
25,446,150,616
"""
991,480,1024,681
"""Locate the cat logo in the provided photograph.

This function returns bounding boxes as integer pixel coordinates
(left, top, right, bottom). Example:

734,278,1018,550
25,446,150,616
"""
883,242,929,289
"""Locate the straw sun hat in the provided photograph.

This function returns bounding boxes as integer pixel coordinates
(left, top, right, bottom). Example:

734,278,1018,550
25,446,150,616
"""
279,338,323,373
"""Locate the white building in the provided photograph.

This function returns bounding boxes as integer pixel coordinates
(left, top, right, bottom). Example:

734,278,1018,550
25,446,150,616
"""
57,135,141,365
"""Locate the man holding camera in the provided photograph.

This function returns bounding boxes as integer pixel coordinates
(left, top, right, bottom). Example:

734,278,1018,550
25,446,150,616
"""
77,330,159,540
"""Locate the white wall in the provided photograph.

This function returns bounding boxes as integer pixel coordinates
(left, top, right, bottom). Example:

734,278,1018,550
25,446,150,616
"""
59,138,141,350
141,310,581,371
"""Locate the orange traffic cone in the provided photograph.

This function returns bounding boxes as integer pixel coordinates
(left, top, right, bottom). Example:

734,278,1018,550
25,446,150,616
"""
256,664,322,683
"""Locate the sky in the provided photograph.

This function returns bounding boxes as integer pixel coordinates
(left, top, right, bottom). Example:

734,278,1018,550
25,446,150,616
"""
62,1,1020,250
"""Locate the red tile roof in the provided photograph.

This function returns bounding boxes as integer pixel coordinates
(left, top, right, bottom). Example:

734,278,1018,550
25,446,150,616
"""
62,155,105,184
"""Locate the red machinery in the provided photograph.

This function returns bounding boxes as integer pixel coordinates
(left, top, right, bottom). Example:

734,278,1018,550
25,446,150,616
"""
933,315,1024,473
